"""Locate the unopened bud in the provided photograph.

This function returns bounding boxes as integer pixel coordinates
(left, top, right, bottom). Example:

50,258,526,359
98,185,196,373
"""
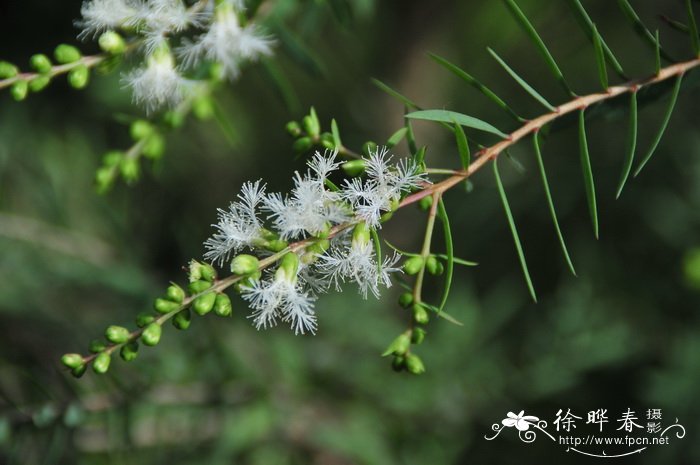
28,75,50,92
119,341,139,362
89,339,107,353
92,352,111,374
135,312,155,328
105,325,130,344
166,284,185,303
293,137,312,153
403,256,424,275
142,133,165,159
141,323,162,346
285,121,302,137
98,31,126,54
341,159,366,177
214,293,232,317
405,353,426,374
0,61,18,78
154,297,180,314
54,44,81,64
172,309,192,330
412,304,430,325
381,333,411,356
30,54,51,73
418,195,433,211
193,292,216,316
411,327,426,345
61,353,84,369
398,292,413,308
10,81,28,101
231,254,259,275
425,256,441,275
188,279,212,294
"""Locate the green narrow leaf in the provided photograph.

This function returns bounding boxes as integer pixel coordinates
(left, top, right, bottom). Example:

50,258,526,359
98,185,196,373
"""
493,158,537,302
578,110,599,239
615,92,638,199
405,119,418,155
406,109,507,138
686,0,700,55
436,199,454,312
654,29,661,75
488,47,556,112
331,119,342,148
503,0,573,96
533,132,576,276
385,241,477,266
386,127,408,148
566,0,626,79
618,0,675,62
413,146,427,166
504,149,526,175
634,73,683,177
453,122,470,169
372,79,421,110
592,23,608,90
429,53,524,122
418,302,464,326
371,229,382,276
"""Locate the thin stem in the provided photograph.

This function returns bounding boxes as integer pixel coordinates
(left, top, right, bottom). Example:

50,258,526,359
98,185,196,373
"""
0,55,105,91
412,192,440,304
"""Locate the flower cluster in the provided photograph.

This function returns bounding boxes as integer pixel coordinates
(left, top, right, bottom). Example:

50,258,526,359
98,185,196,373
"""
78,0,272,111
204,148,427,334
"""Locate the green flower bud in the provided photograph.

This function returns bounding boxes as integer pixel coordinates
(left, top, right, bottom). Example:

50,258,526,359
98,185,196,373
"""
119,341,139,362
193,292,217,316
93,352,111,374
293,137,312,153
10,81,28,101
214,293,232,317
199,263,217,282
104,325,130,344
95,167,115,194
71,364,87,378
172,309,192,330
276,252,300,282
306,239,330,256
102,150,122,167
163,110,185,128
130,120,153,140
208,62,225,82
391,355,406,372
231,254,259,275
28,75,50,92
403,256,424,275
54,44,81,64
30,54,52,73
98,31,126,54
341,159,366,177
425,256,441,275
265,239,288,253
234,271,261,292
0,61,18,78
411,327,426,345
320,133,335,149
362,141,378,156
119,156,140,183
434,261,444,275
351,222,370,247
412,304,430,325
141,323,162,346
53,63,78,87
381,333,411,356
302,112,320,137
188,279,212,294
418,195,433,211
285,121,302,137
405,353,426,375
61,353,84,369
380,211,393,222
398,292,413,308
166,283,185,303
193,96,214,120
142,133,165,159
135,312,155,328
154,297,180,314
89,339,107,353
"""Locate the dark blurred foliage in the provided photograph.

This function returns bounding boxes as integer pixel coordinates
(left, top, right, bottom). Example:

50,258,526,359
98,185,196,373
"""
1,0,700,463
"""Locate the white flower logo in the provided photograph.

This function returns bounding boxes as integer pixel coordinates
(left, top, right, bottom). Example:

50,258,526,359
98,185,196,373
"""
502,411,540,431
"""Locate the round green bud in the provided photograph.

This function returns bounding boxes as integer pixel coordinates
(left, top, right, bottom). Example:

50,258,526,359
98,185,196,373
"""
362,141,378,156
188,279,212,294
382,333,411,357
391,355,406,372
141,323,162,346
193,96,214,120
163,110,185,128
95,167,115,194
231,254,259,275
285,121,302,137
172,309,192,330
10,80,28,101
102,150,122,167
398,292,413,309
341,159,366,177
411,327,426,345
28,75,50,92
119,341,139,362
89,339,107,353
135,312,155,328
214,293,232,317
119,157,140,183
320,133,335,150
403,256,424,275
405,353,426,375
199,263,217,282
425,256,441,275
351,222,370,247
130,120,153,140
69,64,93,90
418,195,433,211
412,304,430,325
61,353,84,369
142,133,165,159
380,211,394,223
98,31,126,54
92,352,111,374
306,239,330,257
154,297,180,314
293,137,313,153
265,239,288,253
71,364,87,378
105,325,130,344
0,61,18,78
54,44,81,64
434,261,444,275
277,252,300,281
302,114,320,137
166,284,185,303
30,54,52,73
193,292,217,316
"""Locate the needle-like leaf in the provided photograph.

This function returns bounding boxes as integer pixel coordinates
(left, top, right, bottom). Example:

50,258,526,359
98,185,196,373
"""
578,110,598,239
372,79,421,110
436,199,454,313
406,109,507,138
592,23,608,90
488,47,556,112
616,92,638,199
686,0,700,55
654,29,661,75
618,0,675,62
453,122,471,170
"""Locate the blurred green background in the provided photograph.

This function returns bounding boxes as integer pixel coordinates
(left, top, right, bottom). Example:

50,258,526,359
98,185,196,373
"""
1,0,700,463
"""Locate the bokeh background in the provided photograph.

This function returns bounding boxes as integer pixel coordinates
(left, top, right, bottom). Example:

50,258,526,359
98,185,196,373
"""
1,0,700,463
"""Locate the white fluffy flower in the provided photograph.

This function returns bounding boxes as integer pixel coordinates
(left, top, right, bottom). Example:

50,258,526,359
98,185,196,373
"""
204,180,267,266
78,0,141,37
264,151,350,239
123,46,190,112
343,147,427,227
178,0,273,79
